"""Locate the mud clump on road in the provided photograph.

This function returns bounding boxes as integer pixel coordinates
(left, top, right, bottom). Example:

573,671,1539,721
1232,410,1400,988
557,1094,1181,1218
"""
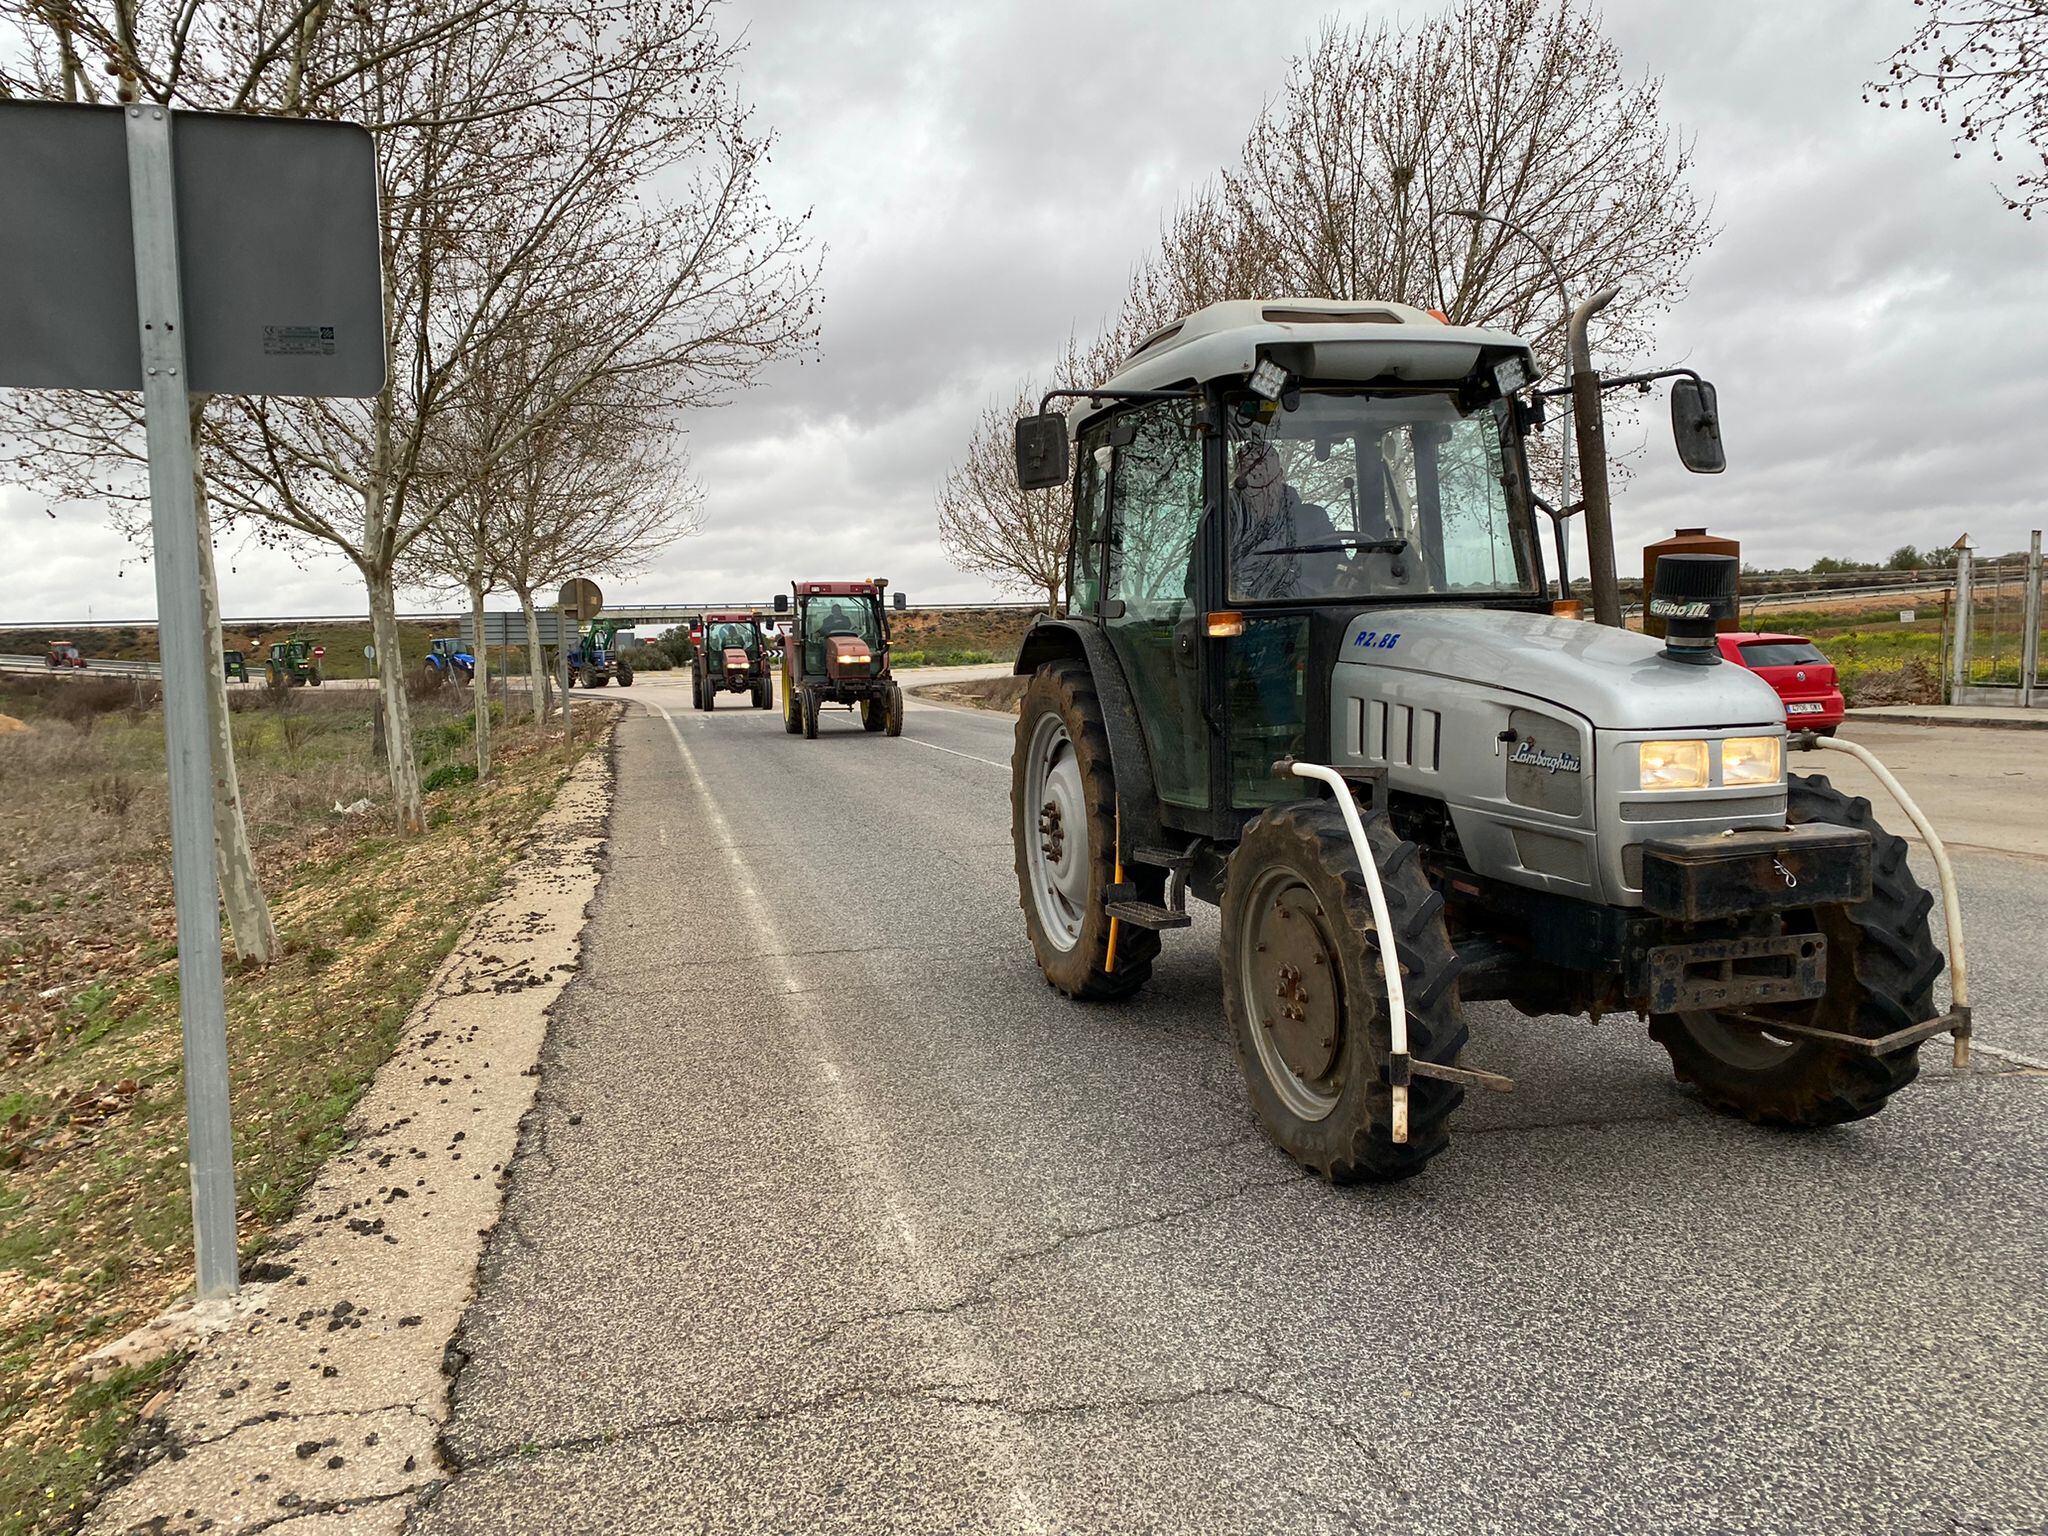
913,676,1028,714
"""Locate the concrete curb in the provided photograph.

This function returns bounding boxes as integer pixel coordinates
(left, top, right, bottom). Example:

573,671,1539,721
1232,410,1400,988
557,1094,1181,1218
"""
85,732,618,1536
1848,709,2048,732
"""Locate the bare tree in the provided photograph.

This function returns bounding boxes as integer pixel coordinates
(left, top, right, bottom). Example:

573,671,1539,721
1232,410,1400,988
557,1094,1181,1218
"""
1140,1,1712,385
1869,0,2048,219
937,388,1071,610
6,0,818,834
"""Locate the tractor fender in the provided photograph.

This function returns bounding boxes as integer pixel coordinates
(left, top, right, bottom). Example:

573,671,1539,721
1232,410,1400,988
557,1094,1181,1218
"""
1014,619,1164,855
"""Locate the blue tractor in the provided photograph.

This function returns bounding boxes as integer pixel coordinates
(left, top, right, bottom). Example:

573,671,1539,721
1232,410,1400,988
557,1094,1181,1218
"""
566,619,634,688
422,635,475,687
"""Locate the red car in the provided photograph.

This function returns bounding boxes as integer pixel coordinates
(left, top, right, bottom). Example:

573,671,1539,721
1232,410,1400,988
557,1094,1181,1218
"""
1718,631,1844,733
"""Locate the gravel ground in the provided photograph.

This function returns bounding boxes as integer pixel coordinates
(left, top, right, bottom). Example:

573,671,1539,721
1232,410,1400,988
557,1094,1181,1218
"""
418,675,2048,1535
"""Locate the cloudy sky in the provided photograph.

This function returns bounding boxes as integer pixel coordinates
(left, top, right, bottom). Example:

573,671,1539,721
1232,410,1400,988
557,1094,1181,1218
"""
3,0,2043,623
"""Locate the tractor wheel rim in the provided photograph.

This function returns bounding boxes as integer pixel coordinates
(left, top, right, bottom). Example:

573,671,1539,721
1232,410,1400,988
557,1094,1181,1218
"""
1025,712,1087,951
1239,866,1344,1122
1679,1010,1804,1070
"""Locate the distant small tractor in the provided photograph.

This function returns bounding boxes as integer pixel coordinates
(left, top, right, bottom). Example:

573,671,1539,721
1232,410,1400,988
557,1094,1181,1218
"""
566,619,633,689
690,611,773,711
223,650,248,683
422,636,475,687
774,580,906,738
44,640,87,670
263,635,324,689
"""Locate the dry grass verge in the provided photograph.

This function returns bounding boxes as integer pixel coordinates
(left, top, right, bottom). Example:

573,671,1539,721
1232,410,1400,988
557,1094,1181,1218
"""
0,678,609,1535
911,675,1027,715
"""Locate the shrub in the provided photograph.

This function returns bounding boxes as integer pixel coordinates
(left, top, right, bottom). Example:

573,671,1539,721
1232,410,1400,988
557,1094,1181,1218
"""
423,762,478,792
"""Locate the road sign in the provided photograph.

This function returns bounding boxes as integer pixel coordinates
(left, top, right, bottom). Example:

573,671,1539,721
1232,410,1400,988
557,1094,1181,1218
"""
462,610,566,647
0,102,383,395
0,100,384,1302
558,578,603,622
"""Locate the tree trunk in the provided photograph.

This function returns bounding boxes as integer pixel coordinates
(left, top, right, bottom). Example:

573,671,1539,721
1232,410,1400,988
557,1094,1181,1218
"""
469,573,491,780
366,565,425,832
519,590,548,727
191,400,277,964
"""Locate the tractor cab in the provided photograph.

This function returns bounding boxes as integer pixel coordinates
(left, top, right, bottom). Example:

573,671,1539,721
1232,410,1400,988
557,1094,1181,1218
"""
772,580,907,738
690,611,773,711
1006,298,1964,1184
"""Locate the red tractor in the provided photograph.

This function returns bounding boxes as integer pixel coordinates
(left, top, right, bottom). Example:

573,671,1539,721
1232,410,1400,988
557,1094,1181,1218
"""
690,611,774,710
773,579,906,738
44,640,87,670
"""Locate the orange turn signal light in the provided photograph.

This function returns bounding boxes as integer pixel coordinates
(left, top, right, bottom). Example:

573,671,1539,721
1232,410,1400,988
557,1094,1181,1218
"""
1205,611,1246,638
1551,600,1584,620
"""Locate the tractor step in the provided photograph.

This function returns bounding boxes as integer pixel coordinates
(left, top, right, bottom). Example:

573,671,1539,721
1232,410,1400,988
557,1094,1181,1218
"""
1130,844,1196,873
1104,900,1191,931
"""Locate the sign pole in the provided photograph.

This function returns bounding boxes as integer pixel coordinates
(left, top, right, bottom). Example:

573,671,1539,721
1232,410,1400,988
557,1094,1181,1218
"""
557,603,572,745
125,103,238,1299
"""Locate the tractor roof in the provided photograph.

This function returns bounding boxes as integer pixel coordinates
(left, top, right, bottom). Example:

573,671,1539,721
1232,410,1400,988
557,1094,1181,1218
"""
1074,298,1533,432
794,581,881,597
701,611,759,623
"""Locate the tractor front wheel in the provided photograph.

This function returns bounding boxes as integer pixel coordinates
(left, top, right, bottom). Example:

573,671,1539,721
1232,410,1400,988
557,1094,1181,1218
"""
884,682,904,737
1649,772,1938,1127
617,662,633,688
782,674,801,734
801,687,820,739
1220,800,1468,1183
861,696,886,732
754,673,772,710
1010,661,1159,1001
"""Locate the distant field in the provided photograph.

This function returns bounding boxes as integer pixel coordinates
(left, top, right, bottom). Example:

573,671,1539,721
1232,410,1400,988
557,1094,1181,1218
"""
0,621,540,683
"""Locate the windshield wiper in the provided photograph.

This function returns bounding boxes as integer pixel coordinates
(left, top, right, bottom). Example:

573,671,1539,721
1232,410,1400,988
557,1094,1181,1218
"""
1251,536,1409,556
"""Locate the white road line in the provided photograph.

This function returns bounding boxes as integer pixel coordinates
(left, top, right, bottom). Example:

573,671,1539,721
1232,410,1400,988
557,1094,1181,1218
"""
897,735,1008,771
638,699,1052,1531
1969,1041,2048,1072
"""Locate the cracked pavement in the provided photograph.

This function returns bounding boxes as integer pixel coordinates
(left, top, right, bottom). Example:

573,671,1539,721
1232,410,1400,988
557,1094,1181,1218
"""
417,673,2048,1535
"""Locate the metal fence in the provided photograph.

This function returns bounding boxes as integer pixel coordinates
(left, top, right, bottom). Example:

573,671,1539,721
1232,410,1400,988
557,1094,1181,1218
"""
1948,531,2044,708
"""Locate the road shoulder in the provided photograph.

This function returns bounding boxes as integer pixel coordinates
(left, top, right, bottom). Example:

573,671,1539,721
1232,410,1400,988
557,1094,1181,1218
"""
83,735,617,1536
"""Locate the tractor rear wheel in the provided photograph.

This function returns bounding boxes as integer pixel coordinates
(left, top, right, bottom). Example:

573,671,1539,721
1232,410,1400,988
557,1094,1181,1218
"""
1649,773,1938,1127
1221,800,1468,1183
691,668,705,709
801,687,820,738
1011,661,1159,1001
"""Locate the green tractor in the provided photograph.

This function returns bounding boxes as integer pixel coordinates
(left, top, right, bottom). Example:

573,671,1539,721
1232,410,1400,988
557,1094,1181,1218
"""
263,635,325,689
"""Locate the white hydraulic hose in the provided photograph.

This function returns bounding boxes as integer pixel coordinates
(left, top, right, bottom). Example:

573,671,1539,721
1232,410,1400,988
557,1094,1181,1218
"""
1288,763,1411,1143
1800,733,1971,1067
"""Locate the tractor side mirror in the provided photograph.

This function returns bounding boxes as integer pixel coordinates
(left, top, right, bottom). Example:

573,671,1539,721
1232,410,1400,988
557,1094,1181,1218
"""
893,592,907,611
1014,413,1070,491
1671,378,1725,475
773,593,789,613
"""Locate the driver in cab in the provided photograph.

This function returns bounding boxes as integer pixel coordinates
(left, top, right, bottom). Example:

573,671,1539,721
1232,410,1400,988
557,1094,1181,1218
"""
1229,440,1344,600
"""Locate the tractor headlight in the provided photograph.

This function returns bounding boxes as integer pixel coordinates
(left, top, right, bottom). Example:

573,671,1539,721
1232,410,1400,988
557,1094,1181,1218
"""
1637,739,1709,791
1721,735,1783,787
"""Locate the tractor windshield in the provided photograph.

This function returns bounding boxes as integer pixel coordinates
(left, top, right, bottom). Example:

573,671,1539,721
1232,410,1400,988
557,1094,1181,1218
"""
802,597,881,674
707,622,758,656
1224,389,1538,605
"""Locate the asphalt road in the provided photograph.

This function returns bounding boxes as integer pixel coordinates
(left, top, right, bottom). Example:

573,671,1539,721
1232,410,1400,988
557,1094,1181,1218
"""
419,673,2048,1536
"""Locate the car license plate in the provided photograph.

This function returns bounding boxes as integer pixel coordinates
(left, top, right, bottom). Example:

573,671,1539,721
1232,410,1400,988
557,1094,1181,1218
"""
1787,702,1824,714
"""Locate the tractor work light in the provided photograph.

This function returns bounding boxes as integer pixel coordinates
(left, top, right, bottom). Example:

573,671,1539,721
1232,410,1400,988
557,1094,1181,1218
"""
1205,611,1247,638
1722,736,1783,786
1493,354,1533,395
1248,359,1288,400
1638,739,1709,792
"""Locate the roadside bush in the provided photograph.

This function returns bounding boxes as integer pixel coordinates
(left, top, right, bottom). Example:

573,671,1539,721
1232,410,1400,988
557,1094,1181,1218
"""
423,762,478,792
1844,657,1941,707
629,649,672,671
